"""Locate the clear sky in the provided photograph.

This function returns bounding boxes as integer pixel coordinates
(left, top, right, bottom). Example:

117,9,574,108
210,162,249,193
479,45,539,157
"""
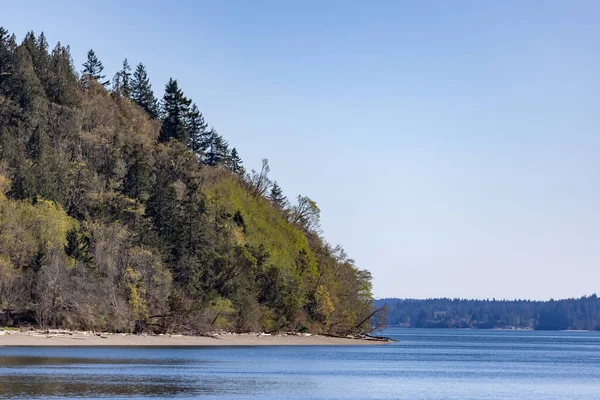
4,1,600,300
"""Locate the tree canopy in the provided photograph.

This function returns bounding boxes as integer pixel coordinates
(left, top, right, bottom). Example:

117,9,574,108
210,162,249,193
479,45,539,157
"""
0,26,383,335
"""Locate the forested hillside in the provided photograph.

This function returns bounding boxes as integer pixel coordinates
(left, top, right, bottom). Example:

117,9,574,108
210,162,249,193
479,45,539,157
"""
0,27,384,335
376,295,600,330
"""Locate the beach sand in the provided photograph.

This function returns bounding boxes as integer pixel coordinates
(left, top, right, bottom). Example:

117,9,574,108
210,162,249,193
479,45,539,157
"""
0,331,391,346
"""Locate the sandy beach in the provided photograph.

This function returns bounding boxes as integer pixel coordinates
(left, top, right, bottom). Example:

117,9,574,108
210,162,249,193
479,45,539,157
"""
0,330,391,346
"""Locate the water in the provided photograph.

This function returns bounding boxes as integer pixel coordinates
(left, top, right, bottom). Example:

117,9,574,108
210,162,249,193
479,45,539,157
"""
1,328,599,399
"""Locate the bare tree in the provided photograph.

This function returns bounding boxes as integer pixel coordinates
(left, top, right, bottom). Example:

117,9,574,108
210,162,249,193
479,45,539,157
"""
34,250,69,328
246,158,272,196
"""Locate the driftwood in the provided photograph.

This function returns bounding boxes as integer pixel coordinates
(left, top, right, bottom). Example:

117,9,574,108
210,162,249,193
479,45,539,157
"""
322,333,395,342
364,333,395,342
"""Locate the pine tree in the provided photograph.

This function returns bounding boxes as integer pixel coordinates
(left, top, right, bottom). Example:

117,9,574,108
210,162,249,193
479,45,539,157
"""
21,31,37,57
20,31,50,78
12,44,45,111
27,125,48,160
187,103,210,154
82,49,108,86
37,32,49,56
227,148,244,175
34,32,50,89
131,63,159,118
123,145,151,201
118,58,132,97
0,27,15,95
0,27,12,74
111,60,132,98
269,181,287,208
160,78,191,143
203,130,229,166
64,226,90,261
111,70,122,97
46,42,79,106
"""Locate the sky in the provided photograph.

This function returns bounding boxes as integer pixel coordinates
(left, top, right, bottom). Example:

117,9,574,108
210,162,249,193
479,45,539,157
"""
3,1,600,300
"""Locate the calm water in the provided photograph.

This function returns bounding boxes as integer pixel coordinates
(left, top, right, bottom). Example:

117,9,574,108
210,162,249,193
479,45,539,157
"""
1,328,599,399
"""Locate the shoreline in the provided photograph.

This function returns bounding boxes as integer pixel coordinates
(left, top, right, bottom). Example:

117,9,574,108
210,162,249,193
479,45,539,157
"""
388,326,598,332
0,331,392,347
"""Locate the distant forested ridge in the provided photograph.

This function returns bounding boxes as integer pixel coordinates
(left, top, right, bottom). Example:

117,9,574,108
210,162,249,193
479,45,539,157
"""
0,27,384,335
375,295,600,330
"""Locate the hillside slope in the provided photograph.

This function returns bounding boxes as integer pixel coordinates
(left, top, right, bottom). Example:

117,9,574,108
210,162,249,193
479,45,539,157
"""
0,27,384,334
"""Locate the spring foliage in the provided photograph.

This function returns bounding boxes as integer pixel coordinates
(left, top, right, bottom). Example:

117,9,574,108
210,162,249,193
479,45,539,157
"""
0,27,384,334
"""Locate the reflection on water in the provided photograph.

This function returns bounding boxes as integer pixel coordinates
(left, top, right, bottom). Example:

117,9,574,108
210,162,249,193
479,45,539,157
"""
1,330,600,399
0,374,198,398
0,354,198,366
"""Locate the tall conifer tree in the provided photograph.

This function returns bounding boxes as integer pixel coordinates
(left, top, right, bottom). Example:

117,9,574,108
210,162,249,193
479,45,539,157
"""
228,148,244,175
82,49,108,86
119,58,132,98
269,181,287,208
46,42,80,106
160,78,191,143
131,63,159,118
203,130,229,166
0,27,15,95
187,103,210,154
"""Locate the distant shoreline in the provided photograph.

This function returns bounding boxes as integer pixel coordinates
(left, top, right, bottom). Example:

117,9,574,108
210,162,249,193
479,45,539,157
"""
386,326,597,332
0,331,392,346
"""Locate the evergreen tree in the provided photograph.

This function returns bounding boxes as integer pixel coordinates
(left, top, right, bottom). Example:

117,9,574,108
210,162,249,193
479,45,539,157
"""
111,58,132,98
119,58,132,97
0,27,12,76
21,31,37,57
123,145,151,201
20,31,50,79
227,148,244,175
27,125,48,160
64,226,90,261
0,28,15,95
0,26,10,62
159,78,191,143
12,44,45,111
203,129,229,166
111,70,122,97
46,42,79,106
82,49,108,86
146,176,184,256
187,103,210,154
37,32,49,56
34,32,50,88
131,63,159,118
269,181,287,208
7,161,34,200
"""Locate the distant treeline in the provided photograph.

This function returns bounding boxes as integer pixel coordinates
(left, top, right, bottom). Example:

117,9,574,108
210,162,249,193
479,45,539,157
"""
375,295,600,330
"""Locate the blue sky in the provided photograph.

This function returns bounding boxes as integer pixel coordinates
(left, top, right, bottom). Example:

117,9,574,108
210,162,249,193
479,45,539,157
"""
4,1,600,299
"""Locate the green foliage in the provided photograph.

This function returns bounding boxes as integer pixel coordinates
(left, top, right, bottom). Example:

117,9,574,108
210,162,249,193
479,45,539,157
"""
160,78,191,143
207,176,315,271
64,225,90,261
378,295,600,331
131,63,159,118
227,148,244,175
46,43,80,106
289,195,321,232
0,185,76,269
0,26,379,335
269,181,287,209
187,103,209,154
82,49,108,86
114,58,132,98
123,144,152,202
203,130,229,167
